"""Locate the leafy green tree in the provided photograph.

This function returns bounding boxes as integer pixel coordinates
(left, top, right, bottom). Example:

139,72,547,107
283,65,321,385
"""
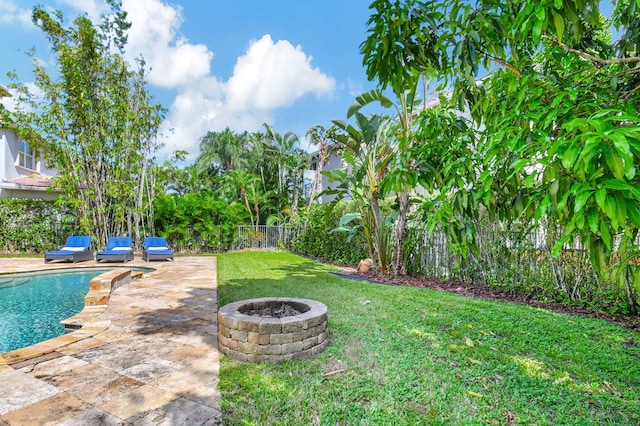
156,150,220,196
363,0,640,311
9,2,164,247
154,192,247,252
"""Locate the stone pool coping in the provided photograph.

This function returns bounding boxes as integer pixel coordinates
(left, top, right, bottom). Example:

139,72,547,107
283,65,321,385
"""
1,268,140,365
0,256,221,425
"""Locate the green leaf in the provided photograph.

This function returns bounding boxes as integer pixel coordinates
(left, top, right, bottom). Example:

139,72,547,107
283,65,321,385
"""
590,237,609,272
573,189,592,213
553,12,565,41
595,188,607,211
587,208,599,234
626,201,640,228
532,19,543,43
605,151,626,180
561,144,580,170
604,196,618,229
338,212,362,227
469,30,480,43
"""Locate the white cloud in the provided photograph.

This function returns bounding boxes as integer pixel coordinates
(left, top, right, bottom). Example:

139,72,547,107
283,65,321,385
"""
226,35,336,111
3,0,338,160
122,0,212,88
0,0,32,26
161,34,337,159
160,75,277,161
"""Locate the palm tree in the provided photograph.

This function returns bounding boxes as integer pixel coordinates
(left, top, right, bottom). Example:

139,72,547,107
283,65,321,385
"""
287,148,311,217
262,123,306,217
222,170,262,229
196,128,249,174
328,113,396,273
263,123,300,195
306,125,338,205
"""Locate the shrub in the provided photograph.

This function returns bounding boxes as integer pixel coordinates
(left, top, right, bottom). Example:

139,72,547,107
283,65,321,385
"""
291,202,369,265
153,192,249,252
0,199,78,253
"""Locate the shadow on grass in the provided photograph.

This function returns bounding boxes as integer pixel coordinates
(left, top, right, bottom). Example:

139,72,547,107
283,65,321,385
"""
213,251,640,425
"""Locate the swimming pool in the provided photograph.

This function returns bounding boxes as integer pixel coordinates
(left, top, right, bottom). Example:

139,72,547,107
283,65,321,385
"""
1,269,119,353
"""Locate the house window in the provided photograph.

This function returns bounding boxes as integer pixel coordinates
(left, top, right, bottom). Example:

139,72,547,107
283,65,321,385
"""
19,140,35,170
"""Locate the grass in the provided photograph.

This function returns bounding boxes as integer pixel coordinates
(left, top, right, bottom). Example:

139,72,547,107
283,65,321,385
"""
217,251,640,425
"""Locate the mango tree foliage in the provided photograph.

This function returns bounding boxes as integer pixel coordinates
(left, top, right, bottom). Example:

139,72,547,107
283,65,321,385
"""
363,0,640,311
9,3,164,247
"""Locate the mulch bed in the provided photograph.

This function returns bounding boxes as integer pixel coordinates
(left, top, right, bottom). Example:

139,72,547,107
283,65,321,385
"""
333,266,640,333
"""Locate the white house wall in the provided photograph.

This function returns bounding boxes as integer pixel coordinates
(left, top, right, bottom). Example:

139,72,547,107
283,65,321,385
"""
0,128,17,181
0,127,58,200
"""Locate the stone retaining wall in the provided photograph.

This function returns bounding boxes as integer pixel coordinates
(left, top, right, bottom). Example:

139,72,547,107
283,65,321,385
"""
218,297,329,363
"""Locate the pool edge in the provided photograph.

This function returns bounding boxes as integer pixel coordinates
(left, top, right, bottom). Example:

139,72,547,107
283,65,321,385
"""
0,268,139,366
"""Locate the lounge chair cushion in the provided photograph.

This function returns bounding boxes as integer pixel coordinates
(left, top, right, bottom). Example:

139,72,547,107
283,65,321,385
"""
147,246,169,251
111,247,133,251
45,235,94,263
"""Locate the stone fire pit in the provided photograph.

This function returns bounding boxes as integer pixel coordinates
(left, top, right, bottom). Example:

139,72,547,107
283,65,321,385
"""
218,297,328,363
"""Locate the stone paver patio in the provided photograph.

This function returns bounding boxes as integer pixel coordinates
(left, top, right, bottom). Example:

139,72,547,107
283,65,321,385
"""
0,256,221,425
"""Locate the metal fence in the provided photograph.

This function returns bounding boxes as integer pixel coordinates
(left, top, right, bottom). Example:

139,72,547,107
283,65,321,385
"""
234,226,299,251
235,221,623,304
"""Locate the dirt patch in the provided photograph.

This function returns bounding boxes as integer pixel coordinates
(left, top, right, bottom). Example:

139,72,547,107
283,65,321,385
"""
334,267,640,332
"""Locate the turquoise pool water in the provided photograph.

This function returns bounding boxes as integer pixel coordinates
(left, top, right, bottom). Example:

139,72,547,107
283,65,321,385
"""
1,269,114,353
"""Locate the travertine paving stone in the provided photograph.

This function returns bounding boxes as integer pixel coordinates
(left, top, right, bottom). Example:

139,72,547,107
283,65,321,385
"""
1,392,87,426
0,370,60,415
53,407,125,426
130,397,221,425
0,257,221,425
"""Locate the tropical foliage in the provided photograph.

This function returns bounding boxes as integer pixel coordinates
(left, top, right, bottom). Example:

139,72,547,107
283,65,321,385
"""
0,199,77,253
323,113,396,272
358,0,640,313
292,202,370,265
8,2,164,248
152,124,312,243
153,192,247,252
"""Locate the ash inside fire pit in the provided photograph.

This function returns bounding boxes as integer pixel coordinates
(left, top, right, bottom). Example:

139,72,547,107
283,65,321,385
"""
242,302,301,318
238,300,311,318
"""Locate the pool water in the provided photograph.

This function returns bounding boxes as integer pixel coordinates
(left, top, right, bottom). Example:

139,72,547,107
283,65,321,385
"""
0,269,110,353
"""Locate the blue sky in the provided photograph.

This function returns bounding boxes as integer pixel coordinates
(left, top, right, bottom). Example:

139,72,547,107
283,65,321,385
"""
0,0,380,160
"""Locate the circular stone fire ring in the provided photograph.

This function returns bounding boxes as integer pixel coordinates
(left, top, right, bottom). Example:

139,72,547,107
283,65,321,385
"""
218,297,329,363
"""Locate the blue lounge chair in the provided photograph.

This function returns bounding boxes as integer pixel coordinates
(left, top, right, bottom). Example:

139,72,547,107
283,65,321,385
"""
44,235,94,263
142,236,174,262
96,236,134,263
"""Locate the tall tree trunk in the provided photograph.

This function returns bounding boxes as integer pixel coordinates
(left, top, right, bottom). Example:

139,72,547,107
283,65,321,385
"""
291,175,299,218
371,195,388,274
392,190,410,276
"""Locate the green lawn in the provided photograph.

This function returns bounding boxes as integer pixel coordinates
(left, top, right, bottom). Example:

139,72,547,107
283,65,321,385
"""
217,251,640,425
